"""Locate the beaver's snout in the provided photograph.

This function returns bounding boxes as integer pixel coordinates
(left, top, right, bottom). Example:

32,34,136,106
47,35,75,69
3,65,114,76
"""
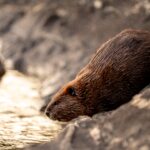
45,100,59,118
45,110,50,118
45,111,56,120
45,91,87,122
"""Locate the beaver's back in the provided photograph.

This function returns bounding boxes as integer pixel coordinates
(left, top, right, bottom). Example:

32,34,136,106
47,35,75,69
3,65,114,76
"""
83,29,150,111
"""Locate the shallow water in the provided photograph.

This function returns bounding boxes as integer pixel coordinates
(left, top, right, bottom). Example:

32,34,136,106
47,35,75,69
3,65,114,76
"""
0,71,62,149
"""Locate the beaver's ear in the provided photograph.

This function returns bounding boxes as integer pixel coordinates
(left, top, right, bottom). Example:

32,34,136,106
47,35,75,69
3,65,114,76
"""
67,87,76,96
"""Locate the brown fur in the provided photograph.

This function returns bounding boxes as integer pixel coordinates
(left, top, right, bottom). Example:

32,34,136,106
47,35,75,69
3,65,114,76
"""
45,29,150,121
0,59,5,79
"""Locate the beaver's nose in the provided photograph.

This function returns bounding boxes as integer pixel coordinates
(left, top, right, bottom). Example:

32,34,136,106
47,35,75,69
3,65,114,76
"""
45,111,50,117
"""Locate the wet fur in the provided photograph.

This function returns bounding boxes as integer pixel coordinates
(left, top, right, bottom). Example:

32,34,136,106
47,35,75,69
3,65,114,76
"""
46,29,150,121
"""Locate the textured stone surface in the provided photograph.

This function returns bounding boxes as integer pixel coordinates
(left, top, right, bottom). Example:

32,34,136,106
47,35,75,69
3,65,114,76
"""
24,87,150,150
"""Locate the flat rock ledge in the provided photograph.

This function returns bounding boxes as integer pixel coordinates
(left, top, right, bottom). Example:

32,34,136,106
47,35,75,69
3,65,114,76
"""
0,70,62,150
25,86,150,150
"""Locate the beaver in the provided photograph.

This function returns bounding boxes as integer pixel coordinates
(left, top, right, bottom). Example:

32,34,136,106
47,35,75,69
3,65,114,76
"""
45,29,150,121
0,58,5,79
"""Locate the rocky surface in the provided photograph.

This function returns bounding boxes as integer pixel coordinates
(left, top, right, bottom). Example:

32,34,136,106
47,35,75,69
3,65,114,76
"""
24,87,150,150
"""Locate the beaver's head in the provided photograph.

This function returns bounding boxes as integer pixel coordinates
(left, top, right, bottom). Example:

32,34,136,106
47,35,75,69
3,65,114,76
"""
45,69,98,122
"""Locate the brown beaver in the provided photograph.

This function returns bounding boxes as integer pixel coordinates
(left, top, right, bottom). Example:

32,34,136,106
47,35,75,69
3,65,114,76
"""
0,57,5,79
45,29,150,121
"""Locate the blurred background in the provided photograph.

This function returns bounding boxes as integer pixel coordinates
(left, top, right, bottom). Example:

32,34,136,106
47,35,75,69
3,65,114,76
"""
0,0,150,149
1,0,150,98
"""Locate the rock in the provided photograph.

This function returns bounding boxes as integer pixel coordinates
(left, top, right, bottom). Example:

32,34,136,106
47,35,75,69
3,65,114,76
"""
24,87,150,150
0,6,24,34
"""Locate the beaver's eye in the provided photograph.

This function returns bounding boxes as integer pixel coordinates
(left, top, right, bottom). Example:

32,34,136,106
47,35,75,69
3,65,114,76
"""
67,87,76,96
